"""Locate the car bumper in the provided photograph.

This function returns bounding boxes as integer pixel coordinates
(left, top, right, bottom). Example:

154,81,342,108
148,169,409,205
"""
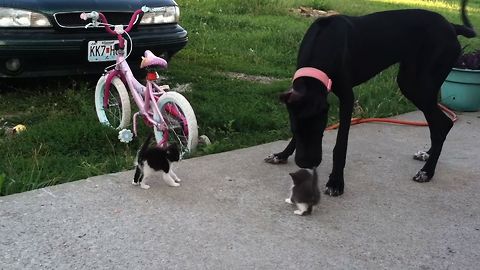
0,24,187,78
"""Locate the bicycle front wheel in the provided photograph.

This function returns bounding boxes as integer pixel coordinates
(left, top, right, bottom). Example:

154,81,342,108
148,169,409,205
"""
95,75,131,130
154,91,198,157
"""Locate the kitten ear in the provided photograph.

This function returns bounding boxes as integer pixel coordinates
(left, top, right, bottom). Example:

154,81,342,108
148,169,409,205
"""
166,142,178,151
289,169,311,185
165,143,180,161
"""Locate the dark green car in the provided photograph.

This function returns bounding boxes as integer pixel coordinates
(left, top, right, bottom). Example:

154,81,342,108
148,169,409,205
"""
0,0,188,78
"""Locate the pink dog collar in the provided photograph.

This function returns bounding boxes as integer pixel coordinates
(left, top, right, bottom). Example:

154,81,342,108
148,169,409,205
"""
293,67,332,92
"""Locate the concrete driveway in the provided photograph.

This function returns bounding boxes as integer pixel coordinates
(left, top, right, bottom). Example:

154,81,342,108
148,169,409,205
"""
1,111,479,269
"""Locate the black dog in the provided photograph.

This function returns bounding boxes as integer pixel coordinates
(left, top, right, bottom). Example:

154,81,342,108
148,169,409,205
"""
268,0,475,196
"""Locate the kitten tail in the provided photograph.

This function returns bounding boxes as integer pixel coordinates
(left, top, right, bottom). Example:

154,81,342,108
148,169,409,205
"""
138,133,154,160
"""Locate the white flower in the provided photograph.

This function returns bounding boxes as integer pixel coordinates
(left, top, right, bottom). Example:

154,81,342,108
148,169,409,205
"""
118,129,133,143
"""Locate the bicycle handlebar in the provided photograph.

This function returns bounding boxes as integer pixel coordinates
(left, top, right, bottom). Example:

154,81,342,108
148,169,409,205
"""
80,7,145,35
79,11,98,21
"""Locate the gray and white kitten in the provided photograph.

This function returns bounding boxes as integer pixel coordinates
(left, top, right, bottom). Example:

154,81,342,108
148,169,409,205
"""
133,134,181,189
285,167,320,215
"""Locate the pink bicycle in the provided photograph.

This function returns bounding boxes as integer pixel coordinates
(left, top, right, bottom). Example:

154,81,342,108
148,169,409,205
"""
80,7,198,156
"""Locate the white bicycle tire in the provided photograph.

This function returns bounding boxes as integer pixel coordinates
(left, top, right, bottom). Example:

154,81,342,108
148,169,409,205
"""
95,76,131,130
154,91,198,155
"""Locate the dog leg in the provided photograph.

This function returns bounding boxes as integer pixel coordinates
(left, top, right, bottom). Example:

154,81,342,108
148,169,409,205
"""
398,44,458,182
326,89,354,196
414,53,456,182
414,104,453,182
398,61,432,166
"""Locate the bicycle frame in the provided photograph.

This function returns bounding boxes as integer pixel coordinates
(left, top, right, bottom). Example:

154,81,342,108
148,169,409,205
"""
104,55,167,137
86,8,188,146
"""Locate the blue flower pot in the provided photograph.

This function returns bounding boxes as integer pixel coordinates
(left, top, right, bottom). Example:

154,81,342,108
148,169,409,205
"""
441,68,480,112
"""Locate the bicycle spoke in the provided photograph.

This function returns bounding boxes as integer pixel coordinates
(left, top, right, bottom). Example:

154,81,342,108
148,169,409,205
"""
104,91,123,127
161,102,189,153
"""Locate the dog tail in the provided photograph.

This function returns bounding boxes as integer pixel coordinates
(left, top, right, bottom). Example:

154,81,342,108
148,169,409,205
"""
456,0,476,38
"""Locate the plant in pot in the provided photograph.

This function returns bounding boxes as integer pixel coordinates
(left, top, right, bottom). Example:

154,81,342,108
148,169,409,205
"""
441,49,480,111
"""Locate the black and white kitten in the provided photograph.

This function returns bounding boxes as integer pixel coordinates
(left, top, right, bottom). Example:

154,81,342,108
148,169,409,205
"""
133,134,181,189
285,167,320,215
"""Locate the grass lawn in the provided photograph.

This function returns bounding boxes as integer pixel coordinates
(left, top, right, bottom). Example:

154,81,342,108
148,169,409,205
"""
1,0,479,196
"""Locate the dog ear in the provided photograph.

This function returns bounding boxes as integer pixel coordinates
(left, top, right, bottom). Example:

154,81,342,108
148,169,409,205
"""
279,90,292,103
288,90,303,103
279,89,303,104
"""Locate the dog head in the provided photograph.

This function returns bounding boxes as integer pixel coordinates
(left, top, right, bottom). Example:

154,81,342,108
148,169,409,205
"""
280,77,329,168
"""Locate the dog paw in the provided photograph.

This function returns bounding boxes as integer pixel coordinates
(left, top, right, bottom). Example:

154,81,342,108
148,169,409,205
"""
140,183,150,189
285,198,293,204
413,151,430,161
264,154,288,164
412,170,431,183
324,186,343,197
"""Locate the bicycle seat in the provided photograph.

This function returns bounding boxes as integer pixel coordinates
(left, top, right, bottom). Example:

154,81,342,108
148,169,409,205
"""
140,50,168,69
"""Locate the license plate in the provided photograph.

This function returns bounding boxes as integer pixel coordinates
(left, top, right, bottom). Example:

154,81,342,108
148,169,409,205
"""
87,40,127,62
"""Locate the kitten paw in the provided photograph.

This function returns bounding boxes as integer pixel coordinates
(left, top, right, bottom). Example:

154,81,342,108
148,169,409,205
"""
285,198,293,204
168,182,181,187
174,178,182,183
132,181,139,186
294,210,305,215
140,183,150,189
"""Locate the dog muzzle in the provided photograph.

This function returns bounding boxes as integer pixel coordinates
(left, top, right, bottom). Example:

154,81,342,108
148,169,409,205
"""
293,67,332,92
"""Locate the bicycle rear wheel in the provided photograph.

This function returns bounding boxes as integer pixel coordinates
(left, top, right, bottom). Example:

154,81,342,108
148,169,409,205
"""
95,76,131,129
154,91,198,157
